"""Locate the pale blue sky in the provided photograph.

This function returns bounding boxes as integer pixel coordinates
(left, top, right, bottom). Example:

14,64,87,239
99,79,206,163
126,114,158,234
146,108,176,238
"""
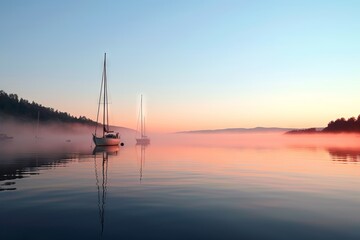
1,0,360,131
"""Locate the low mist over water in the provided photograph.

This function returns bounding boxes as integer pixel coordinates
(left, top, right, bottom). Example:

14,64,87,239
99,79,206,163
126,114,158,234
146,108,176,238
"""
1,130,360,239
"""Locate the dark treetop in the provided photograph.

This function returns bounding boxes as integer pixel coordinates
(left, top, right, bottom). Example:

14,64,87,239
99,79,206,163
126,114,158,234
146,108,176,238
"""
323,115,360,133
286,115,360,134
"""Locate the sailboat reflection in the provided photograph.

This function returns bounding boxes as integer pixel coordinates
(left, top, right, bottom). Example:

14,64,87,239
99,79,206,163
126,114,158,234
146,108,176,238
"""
136,144,147,182
93,146,118,235
93,146,119,156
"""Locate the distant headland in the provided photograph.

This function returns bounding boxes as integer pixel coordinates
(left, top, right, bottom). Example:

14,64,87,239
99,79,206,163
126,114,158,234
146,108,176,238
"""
178,116,360,135
177,127,294,134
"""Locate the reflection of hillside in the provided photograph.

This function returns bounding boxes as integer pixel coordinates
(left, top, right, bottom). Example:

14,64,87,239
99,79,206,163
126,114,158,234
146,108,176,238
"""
327,147,360,163
0,153,79,191
286,144,360,163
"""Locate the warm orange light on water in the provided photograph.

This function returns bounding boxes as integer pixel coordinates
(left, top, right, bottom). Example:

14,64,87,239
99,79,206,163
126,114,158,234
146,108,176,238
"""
73,132,360,194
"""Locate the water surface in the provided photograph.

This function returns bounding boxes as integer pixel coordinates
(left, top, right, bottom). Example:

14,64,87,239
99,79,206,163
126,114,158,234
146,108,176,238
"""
1,134,360,240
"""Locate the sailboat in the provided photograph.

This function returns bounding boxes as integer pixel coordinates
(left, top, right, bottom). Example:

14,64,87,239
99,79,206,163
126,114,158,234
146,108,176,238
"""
92,53,121,146
136,95,150,145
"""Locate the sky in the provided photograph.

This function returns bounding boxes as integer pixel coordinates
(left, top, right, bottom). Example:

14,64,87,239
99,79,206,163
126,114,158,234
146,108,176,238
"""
1,0,360,132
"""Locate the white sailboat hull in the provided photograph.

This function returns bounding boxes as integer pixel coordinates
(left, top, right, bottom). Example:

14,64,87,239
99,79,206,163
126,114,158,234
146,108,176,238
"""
93,135,121,146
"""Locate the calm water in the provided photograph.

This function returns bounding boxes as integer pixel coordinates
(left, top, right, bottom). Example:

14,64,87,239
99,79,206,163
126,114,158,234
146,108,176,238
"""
1,133,360,240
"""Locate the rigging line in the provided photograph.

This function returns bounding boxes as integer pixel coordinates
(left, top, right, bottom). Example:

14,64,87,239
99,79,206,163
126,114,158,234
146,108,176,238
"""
106,72,112,130
105,54,109,131
103,53,106,136
95,63,105,136
103,56,114,133
107,102,113,132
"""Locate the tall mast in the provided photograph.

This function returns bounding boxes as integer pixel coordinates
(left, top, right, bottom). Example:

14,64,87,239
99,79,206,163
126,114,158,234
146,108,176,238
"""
103,53,106,137
105,54,109,131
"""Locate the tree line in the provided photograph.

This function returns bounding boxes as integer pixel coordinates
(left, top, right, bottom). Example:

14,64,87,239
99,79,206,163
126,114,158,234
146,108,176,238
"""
0,90,95,125
323,116,360,132
286,115,360,134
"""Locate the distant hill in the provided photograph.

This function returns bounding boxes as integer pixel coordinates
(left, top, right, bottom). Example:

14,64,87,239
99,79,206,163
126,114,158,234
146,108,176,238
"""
0,90,95,125
177,127,294,134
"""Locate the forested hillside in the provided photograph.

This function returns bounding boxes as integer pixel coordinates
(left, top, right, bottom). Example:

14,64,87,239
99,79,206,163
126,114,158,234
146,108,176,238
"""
0,90,95,125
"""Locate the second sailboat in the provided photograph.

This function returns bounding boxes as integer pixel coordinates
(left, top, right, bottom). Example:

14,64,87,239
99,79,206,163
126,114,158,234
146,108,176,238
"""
136,95,150,145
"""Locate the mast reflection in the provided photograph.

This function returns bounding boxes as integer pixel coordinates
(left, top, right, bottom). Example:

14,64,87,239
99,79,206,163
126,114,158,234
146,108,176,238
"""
136,144,147,183
93,146,119,235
